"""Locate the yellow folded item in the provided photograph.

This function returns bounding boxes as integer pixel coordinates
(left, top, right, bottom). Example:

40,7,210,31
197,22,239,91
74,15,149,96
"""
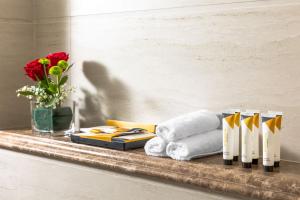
79,131,155,142
79,131,123,142
79,120,156,142
114,133,155,143
89,127,128,134
106,120,156,133
79,127,129,142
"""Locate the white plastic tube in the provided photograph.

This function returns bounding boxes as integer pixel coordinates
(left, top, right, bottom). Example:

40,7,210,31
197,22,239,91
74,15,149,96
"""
268,111,283,168
241,112,253,168
227,109,240,161
222,112,235,165
262,113,276,172
232,110,240,161
246,110,260,165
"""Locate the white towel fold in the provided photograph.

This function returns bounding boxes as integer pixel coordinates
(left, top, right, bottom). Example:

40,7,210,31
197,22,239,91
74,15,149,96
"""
166,129,222,161
144,136,168,157
156,111,220,142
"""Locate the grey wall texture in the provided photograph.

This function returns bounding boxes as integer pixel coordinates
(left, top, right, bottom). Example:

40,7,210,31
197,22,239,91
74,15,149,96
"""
0,0,34,129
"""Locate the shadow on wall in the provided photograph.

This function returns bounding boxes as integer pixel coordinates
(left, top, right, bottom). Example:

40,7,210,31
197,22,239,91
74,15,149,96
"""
79,61,131,127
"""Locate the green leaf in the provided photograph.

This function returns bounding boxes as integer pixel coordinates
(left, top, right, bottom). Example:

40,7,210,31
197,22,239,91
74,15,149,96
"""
65,63,74,72
59,76,68,86
44,87,54,95
18,91,35,96
48,83,58,93
38,80,48,89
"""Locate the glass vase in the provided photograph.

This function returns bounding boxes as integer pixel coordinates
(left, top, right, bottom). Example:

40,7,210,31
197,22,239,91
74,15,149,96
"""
30,101,74,136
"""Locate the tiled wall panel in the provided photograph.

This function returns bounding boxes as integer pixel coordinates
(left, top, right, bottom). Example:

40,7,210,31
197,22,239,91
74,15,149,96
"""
34,0,300,162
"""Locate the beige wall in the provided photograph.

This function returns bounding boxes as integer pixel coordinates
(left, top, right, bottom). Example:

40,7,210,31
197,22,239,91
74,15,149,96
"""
0,0,34,129
31,0,300,162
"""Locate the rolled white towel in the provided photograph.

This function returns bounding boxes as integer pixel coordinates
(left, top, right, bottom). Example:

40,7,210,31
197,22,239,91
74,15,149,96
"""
166,129,222,161
144,136,168,157
156,111,220,142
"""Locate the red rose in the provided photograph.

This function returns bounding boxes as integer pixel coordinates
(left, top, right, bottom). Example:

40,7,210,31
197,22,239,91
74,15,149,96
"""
46,52,69,67
24,59,47,81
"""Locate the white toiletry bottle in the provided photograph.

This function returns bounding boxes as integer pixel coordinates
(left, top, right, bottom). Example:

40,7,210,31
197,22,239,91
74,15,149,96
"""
241,112,253,168
268,111,283,168
230,109,241,162
222,112,235,165
246,110,260,165
262,113,276,172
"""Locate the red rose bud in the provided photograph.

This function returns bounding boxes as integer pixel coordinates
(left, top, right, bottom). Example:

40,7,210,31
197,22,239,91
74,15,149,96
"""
24,59,47,81
46,52,69,67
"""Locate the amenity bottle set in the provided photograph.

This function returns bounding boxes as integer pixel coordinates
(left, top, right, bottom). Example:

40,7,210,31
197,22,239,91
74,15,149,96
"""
222,109,283,172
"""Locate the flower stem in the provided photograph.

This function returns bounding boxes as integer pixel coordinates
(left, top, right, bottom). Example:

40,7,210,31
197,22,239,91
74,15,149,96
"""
57,75,61,105
42,64,49,86
57,76,60,93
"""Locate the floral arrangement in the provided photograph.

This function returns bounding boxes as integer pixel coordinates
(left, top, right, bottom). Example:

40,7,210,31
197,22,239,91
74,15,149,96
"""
17,52,74,109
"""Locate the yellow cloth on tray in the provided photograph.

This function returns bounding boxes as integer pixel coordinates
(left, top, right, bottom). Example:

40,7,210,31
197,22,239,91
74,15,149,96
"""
79,120,156,142
79,131,125,142
106,120,156,133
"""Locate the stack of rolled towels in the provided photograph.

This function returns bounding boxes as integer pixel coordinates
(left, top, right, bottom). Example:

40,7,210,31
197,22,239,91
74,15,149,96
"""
144,110,222,161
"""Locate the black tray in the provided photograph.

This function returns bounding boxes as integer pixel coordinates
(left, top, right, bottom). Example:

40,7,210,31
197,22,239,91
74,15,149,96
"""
70,134,148,150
